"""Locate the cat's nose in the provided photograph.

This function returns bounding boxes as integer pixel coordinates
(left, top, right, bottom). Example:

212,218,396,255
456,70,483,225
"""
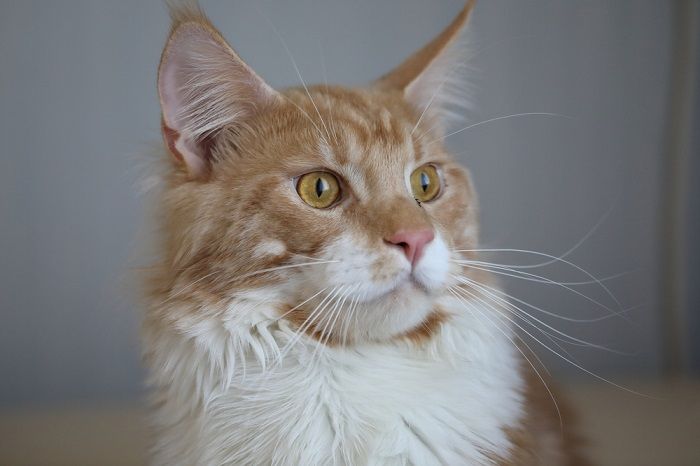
385,229,435,267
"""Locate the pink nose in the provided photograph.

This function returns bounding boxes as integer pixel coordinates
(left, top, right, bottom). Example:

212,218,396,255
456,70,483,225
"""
385,229,435,266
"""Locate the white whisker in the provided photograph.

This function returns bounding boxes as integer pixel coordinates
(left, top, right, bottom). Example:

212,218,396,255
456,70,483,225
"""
340,291,360,347
254,5,332,145
159,259,336,308
452,283,650,397
453,262,632,323
426,112,571,145
276,286,341,365
447,287,562,429
318,40,339,145
409,61,466,137
273,286,330,323
455,259,629,286
453,247,624,312
311,284,356,364
261,11,332,143
236,260,340,281
156,269,220,307
500,203,617,270
454,274,630,354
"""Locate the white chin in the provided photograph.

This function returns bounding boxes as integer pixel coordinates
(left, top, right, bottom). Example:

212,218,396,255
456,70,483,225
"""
350,285,435,341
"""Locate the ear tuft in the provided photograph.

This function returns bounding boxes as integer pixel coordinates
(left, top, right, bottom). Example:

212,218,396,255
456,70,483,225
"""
376,1,476,129
158,1,280,177
165,0,206,26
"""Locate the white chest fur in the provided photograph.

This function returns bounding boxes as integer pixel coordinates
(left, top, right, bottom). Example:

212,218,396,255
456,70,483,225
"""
145,296,524,466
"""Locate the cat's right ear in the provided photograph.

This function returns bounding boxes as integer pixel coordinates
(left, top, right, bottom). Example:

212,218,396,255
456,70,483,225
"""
158,4,280,178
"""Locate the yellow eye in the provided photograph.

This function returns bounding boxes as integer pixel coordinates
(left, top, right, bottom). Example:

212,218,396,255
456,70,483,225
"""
410,164,441,202
296,171,341,208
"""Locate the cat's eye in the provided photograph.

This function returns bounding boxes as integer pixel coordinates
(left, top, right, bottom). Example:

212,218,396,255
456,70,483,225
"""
410,164,441,202
296,171,341,209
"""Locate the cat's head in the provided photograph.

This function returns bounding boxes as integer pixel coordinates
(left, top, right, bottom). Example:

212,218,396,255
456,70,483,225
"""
156,1,478,344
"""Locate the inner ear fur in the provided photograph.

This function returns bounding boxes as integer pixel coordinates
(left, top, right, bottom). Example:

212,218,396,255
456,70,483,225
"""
375,1,475,127
157,2,280,178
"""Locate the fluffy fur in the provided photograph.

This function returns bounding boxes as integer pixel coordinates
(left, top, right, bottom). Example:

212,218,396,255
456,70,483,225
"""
143,1,586,464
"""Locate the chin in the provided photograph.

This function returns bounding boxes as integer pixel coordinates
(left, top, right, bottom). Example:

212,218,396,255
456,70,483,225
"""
349,282,441,342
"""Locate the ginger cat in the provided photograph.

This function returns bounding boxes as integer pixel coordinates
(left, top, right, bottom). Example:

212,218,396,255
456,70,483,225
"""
143,1,586,464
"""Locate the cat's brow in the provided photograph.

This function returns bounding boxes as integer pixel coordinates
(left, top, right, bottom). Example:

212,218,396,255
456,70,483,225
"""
412,133,428,163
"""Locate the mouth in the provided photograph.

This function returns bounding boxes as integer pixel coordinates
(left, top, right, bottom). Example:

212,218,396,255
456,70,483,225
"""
406,275,432,295
365,274,432,304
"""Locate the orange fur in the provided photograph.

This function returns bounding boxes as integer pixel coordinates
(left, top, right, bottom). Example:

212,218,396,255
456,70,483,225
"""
494,365,590,465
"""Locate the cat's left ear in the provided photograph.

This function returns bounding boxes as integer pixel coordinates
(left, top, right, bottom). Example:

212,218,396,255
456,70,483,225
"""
375,1,475,127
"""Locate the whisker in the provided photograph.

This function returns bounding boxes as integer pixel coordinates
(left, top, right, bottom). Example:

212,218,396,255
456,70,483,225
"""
251,9,331,146
273,286,330,323
311,283,357,363
451,283,595,433
158,259,336,308
283,94,331,144
409,61,466,137
289,252,331,262
449,285,553,373
499,203,617,270
317,40,339,146
235,260,340,281
267,18,332,141
350,289,366,342
155,269,220,307
425,112,572,145
454,274,630,354
447,287,562,429
309,285,345,364
455,276,613,351
276,285,342,364
453,262,632,323
452,283,651,397
455,259,629,286
286,287,338,344
453,247,624,312
251,287,341,390
323,285,357,359
340,291,360,347
451,284,570,367
509,306,584,364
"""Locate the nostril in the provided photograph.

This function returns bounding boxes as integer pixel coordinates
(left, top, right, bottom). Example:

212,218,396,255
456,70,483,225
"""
384,239,409,252
384,229,435,266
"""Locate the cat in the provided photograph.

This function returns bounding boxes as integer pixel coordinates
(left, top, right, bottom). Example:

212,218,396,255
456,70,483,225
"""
143,1,587,464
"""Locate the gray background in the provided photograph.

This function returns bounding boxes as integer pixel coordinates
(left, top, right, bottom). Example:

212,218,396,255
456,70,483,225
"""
0,0,696,407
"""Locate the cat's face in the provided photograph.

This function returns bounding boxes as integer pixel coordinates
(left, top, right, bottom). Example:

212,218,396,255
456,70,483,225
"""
157,2,477,344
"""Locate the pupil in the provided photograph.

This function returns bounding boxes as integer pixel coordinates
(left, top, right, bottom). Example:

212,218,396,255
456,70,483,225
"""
420,172,430,192
315,177,328,197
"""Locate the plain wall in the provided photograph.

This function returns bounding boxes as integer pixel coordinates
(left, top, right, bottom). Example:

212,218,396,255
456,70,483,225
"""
686,3,700,374
0,0,675,406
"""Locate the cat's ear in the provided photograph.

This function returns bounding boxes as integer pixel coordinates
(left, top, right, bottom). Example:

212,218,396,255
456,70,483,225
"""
158,3,280,178
375,1,475,127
